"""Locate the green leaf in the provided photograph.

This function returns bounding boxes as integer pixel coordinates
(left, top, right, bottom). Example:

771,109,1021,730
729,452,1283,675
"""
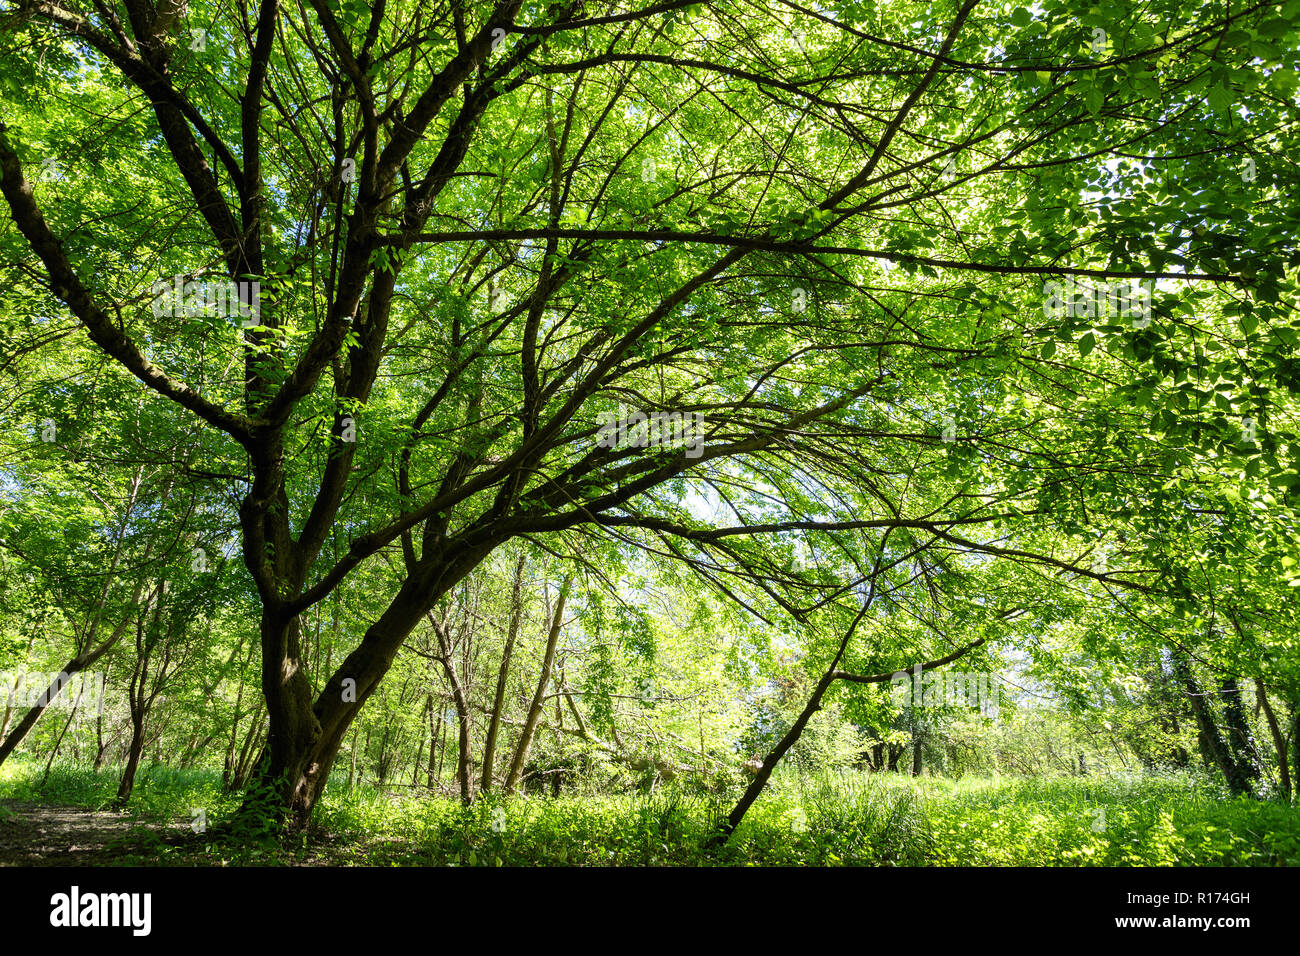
1207,85,1234,113
1085,84,1104,115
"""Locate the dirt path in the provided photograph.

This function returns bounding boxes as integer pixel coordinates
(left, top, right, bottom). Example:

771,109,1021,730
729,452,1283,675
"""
0,799,365,866
0,799,182,866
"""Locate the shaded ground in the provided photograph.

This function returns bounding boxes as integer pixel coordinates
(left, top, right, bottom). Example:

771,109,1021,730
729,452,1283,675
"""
0,799,197,866
0,798,373,866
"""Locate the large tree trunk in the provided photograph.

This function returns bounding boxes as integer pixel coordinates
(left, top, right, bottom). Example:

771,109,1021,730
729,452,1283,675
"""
241,557,470,828
240,530,505,828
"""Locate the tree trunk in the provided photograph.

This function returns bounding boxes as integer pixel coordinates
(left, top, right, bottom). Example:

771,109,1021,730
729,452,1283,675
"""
1256,680,1291,802
480,554,526,793
427,693,441,790
92,662,113,771
1220,677,1261,792
887,743,903,771
40,693,82,785
115,714,146,805
709,607,985,848
431,614,475,805
714,665,840,847
237,572,436,830
910,712,923,777
1174,654,1251,795
346,721,359,794
504,578,570,792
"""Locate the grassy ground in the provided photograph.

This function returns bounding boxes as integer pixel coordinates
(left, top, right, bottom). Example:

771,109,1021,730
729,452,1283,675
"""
1,758,1297,866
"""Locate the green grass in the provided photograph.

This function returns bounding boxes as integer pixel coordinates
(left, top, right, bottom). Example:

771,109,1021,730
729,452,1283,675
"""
3,758,1297,866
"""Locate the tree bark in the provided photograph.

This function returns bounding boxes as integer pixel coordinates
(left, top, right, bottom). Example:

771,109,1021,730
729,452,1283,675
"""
238,569,439,829
116,713,147,805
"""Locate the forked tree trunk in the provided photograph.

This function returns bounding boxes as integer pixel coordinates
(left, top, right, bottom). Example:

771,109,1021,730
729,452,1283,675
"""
238,576,435,829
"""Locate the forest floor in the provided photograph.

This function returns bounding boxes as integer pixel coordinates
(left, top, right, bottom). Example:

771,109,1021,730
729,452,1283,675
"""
2,761,1299,866
0,798,352,866
0,800,178,866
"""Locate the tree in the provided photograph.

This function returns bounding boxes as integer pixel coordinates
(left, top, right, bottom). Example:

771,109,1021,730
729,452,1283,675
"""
1,0,1293,830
